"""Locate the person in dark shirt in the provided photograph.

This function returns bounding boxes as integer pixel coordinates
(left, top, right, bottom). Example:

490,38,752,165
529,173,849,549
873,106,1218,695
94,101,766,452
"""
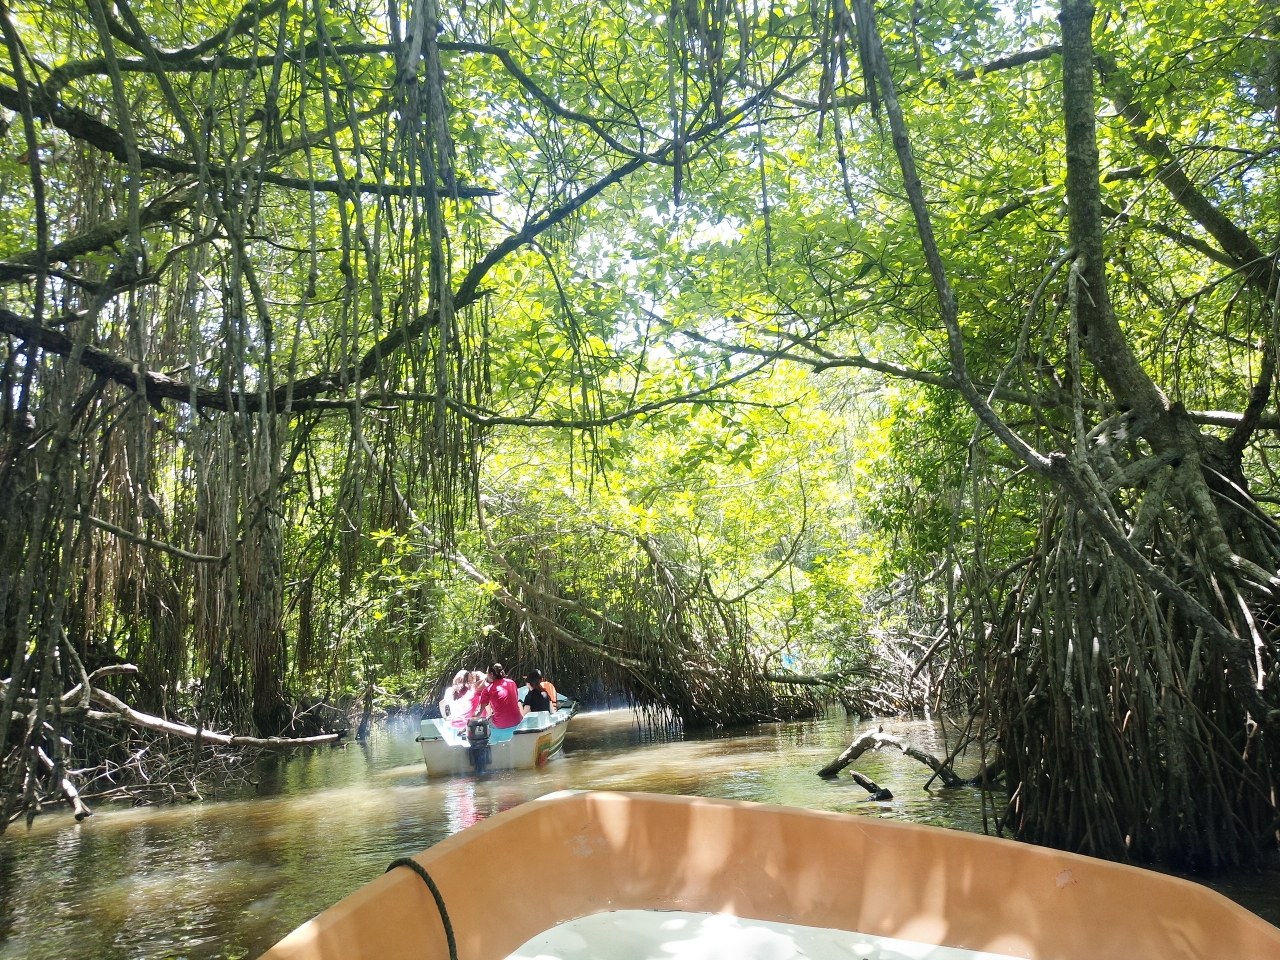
522,668,553,714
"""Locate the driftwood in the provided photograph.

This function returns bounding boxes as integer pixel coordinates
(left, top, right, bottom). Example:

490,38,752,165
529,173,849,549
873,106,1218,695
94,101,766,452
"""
4,672,346,817
817,726,1002,789
8,639,352,820
83,687,343,748
36,747,92,820
24,661,344,749
849,770,893,800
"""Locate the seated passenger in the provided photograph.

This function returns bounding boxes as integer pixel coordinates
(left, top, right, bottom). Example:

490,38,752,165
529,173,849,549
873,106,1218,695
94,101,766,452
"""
476,662,523,729
522,668,552,715
440,670,476,726
541,675,559,712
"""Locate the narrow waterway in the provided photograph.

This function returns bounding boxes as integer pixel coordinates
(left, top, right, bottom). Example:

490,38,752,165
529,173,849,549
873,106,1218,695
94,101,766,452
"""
1,710,1277,959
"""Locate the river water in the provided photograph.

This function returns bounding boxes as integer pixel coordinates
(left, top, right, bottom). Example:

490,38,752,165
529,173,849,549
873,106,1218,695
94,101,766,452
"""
1,710,1277,958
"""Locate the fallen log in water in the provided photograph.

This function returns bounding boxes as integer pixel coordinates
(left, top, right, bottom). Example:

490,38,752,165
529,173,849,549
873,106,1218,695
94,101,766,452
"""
44,657,344,749
817,726,1001,789
849,770,893,800
6,673,348,819
5,652,344,820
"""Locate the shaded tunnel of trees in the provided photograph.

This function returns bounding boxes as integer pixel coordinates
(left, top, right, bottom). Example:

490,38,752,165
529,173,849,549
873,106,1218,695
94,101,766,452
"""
1,0,1279,871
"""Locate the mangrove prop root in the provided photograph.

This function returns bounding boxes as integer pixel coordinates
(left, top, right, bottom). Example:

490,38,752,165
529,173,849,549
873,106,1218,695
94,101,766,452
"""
989,493,1280,866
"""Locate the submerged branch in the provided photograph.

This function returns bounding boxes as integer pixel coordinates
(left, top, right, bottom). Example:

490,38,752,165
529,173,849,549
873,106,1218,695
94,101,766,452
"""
817,727,1001,787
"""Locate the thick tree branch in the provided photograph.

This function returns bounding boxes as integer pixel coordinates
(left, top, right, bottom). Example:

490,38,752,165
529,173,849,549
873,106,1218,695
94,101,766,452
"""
763,667,874,686
85,687,342,747
0,189,196,284
1059,0,1167,421
103,0,285,64
0,307,230,411
44,40,393,93
1100,204,1239,269
0,84,493,200
765,44,1062,111
947,44,1061,82
1096,58,1277,459
1099,59,1273,294
75,511,228,563
13,300,1270,438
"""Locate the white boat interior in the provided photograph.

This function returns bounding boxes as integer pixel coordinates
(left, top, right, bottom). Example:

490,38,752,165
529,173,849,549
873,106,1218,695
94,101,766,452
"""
506,911,1025,960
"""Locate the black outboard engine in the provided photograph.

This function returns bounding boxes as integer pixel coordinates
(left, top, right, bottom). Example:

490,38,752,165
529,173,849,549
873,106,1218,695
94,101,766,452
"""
466,717,491,774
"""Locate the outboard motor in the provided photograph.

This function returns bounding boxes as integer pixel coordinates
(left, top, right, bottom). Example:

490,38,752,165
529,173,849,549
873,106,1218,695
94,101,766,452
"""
466,717,491,774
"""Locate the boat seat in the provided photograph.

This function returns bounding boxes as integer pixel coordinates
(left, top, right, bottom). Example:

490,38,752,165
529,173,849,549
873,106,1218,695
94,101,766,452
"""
515,711,553,732
421,718,471,746
488,724,516,743
419,714,547,744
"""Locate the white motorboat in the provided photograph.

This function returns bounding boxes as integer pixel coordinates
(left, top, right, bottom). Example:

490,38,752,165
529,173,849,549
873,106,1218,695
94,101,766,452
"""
416,694,576,776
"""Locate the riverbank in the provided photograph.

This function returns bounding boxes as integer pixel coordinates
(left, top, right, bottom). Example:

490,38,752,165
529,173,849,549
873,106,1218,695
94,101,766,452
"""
1,710,1276,959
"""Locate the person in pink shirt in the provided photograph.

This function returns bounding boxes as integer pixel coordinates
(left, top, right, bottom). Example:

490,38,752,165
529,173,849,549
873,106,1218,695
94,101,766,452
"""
475,662,523,729
439,670,476,727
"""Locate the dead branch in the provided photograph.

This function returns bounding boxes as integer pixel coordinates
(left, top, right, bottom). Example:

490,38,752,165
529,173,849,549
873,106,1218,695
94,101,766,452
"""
817,726,1001,787
75,511,228,563
60,661,138,707
85,688,342,748
849,770,892,800
36,747,92,820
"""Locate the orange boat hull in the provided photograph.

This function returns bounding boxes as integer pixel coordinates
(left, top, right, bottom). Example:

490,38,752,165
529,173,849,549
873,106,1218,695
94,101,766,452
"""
262,790,1280,960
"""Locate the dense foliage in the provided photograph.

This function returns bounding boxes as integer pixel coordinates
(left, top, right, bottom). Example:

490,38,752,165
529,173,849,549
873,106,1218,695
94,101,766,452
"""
1,0,1278,867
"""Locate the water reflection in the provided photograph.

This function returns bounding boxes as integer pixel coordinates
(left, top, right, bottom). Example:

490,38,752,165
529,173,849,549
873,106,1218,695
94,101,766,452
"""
0,710,1274,959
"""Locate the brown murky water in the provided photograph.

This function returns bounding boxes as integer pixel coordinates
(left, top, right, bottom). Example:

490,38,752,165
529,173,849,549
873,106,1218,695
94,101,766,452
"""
1,710,1277,958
